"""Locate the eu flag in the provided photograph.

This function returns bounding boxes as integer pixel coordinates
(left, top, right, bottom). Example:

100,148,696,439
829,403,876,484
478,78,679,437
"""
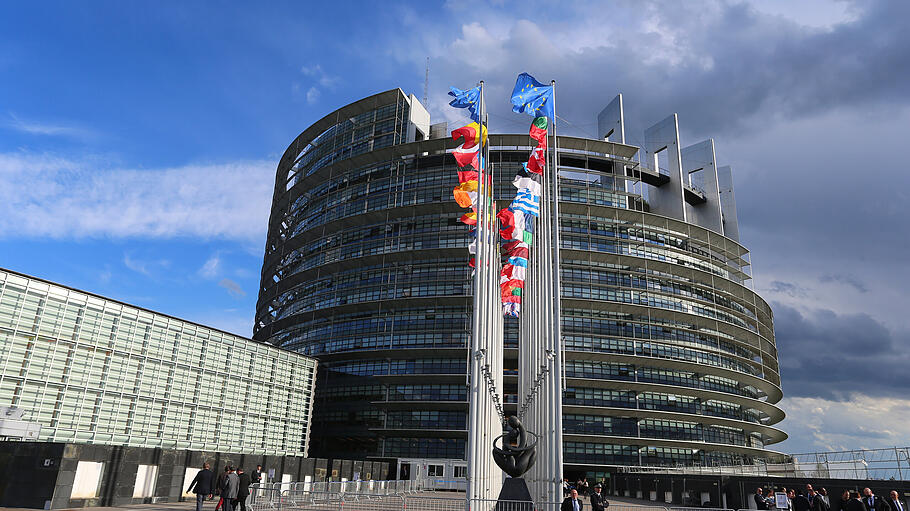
510,73,554,120
448,85,482,122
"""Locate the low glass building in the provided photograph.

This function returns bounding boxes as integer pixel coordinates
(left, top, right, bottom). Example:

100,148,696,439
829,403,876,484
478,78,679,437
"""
0,268,316,456
253,89,785,478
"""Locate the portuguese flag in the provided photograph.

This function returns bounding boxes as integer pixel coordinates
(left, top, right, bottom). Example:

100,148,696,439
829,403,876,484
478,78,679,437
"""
529,116,548,144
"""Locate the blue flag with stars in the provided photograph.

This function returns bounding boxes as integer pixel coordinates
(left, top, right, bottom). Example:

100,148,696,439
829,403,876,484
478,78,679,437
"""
510,73,554,120
448,85,482,122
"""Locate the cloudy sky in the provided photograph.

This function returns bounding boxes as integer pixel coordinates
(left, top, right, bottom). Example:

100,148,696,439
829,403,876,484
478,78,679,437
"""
1,0,907,454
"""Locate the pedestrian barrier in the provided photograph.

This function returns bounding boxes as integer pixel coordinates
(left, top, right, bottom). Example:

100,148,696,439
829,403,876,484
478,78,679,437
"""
248,482,747,511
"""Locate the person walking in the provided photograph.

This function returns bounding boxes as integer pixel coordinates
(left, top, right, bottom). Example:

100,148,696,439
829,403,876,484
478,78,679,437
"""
187,463,215,511
755,488,768,510
215,466,230,511
590,484,609,511
235,467,251,511
221,466,239,511
888,491,905,511
562,489,585,511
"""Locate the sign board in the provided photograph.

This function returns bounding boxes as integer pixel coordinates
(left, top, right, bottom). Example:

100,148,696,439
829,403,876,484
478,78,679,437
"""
267,469,275,479
775,493,789,509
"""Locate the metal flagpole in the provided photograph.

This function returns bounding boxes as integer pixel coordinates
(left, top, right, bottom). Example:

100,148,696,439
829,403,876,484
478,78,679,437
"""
467,81,484,506
478,80,489,502
548,79,565,503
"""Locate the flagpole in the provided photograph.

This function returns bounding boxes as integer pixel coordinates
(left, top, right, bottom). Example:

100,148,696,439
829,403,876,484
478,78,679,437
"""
549,79,564,503
478,79,488,502
467,81,482,505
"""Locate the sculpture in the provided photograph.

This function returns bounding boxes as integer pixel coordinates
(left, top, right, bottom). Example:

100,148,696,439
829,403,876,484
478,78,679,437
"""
492,415,538,477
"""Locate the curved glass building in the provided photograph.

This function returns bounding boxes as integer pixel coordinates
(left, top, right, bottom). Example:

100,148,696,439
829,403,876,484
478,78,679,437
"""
253,89,785,478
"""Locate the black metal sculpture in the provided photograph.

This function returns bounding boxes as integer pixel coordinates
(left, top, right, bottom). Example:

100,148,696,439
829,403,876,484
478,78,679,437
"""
492,415,538,477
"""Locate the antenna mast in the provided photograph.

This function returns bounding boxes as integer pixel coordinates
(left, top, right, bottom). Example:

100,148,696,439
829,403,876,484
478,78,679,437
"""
423,57,429,105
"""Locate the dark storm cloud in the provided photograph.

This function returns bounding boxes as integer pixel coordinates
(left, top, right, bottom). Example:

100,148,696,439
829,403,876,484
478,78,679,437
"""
420,0,910,142
768,281,810,298
402,1,910,414
819,274,868,294
773,303,910,401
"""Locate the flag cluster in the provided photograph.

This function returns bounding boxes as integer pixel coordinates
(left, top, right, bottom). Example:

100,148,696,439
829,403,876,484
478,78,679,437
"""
449,85,487,267
498,116,548,317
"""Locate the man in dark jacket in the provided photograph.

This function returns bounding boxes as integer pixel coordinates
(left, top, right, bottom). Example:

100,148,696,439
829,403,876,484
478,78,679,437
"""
221,467,239,511
235,467,251,511
866,489,891,511
562,489,584,511
847,491,870,511
810,489,830,511
795,492,812,511
755,488,768,510
888,491,906,511
215,466,230,511
590,484,608,511
187,463,215,511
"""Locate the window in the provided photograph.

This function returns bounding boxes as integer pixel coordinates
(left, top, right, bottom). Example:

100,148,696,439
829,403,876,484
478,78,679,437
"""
427,465,444,477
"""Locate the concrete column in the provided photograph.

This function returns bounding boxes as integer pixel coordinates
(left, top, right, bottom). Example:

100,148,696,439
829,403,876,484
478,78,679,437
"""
644,114,686,221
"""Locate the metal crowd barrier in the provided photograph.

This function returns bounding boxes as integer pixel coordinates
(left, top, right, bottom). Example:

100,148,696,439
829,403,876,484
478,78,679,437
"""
248,480,427,511
247,482,746,511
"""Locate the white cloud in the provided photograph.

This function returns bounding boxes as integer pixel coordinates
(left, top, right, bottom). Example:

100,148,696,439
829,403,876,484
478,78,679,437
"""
0,152,274,242
300,64,339,88
218,278,246,298
775,394,910,453
199,254,222,279
299,64,338,104
5,113,94,139
306,86,320,104
122,253,170,276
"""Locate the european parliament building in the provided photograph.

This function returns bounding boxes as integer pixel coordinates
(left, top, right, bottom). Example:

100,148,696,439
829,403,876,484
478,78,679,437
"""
253,89,785,480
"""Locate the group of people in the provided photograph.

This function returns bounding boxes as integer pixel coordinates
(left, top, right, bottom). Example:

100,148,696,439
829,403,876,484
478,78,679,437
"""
187,463,265,511
561,482,610,511
754,485,906,511
564,478,606,497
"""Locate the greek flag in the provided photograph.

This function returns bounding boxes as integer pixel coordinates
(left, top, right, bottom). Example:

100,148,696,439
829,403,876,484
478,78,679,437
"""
511,189,540,217
507,256,529,267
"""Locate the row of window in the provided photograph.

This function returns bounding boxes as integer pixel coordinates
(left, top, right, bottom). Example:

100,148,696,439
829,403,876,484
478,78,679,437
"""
291,100,407,181
281,152,747,286
563,387,762,423
564,442,747,466
324,358,467,376
271,309,773,385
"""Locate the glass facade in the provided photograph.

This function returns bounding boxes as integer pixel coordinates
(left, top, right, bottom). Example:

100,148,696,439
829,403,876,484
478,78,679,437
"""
255,89,785,469
0,269,316,456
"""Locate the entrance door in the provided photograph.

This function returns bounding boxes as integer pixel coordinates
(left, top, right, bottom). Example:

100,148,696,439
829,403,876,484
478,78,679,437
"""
399,463,410,480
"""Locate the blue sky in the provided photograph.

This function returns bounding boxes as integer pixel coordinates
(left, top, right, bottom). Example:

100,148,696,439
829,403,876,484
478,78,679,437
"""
3,1,910,453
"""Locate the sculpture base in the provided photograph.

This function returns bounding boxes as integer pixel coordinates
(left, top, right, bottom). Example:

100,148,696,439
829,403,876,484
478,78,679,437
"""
496,478,533,511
